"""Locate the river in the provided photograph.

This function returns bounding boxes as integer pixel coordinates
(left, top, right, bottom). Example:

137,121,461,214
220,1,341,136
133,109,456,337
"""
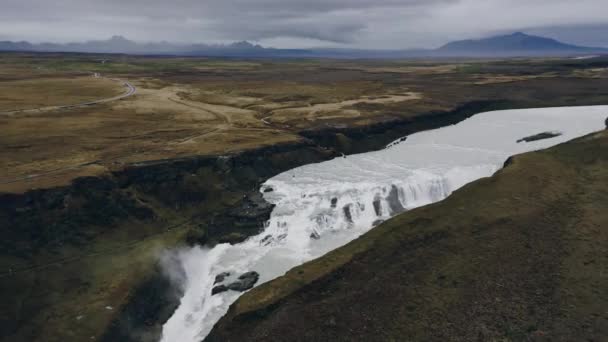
160,105,608,342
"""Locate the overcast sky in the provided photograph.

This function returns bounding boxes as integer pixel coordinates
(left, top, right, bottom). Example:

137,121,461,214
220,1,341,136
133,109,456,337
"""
1,0,607,49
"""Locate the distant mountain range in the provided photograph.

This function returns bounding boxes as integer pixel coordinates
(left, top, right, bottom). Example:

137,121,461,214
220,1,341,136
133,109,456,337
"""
0,35,273,56
1,33,606,58
436,32,606,57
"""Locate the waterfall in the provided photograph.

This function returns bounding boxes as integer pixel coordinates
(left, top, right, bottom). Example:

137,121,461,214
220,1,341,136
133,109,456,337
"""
160,105,608,342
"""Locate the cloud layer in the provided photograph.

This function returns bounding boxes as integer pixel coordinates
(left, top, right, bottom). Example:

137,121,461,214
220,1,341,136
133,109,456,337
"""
1,0,607,48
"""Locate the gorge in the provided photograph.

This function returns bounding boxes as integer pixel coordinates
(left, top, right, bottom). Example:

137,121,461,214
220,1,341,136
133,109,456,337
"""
160,105,608,341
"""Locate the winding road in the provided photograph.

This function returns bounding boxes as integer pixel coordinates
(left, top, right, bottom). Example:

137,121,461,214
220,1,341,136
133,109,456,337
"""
0,79,280,186
0,76,137,185
0,77,136,116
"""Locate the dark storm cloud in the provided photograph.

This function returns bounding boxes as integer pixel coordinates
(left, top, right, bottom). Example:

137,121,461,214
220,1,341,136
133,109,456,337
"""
0,0,446,44
1,0,607,48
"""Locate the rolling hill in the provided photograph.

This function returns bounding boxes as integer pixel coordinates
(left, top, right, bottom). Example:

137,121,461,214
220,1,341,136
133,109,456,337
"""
437,31,606,57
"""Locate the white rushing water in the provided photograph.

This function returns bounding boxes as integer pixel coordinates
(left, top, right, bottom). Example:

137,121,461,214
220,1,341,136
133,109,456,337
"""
161,105,607,342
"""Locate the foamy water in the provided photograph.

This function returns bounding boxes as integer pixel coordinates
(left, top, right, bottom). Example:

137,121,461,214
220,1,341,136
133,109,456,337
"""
161,105,607,342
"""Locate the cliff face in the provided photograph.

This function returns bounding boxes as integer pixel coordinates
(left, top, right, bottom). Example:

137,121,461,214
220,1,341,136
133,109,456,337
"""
0,141,335,342
207,129,608,341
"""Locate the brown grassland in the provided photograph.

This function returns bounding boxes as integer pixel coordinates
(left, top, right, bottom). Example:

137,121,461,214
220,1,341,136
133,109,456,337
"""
2,54,608,194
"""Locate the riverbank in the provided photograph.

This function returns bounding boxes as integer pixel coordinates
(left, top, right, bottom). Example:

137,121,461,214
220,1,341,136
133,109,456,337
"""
207,127,608,342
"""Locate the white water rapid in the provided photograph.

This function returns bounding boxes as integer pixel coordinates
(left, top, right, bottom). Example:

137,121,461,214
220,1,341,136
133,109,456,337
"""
161,105,608,342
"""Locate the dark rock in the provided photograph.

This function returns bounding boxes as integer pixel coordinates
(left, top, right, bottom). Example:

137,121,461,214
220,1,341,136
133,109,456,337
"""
310,231,320,240
240,271,258,279
207,191,276,240
330,197,338,208
185,226,208,246
263,187,274,193
234,192,275,220
389,136,408,147
517,131,562,143
227,271,260,292
212,271,260,295
387,185,405,215
214,272,231,285
260,234,273,245
373,196,382,217
211,285,229,295
218,232,248,244
240,271,259,282
605,117,608,129
100,264,180,342
372,219,385,227
343,204,353,223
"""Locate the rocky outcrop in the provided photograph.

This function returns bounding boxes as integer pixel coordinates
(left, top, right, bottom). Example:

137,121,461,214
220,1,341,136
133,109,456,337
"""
372,196,382,216
205,192,275,244
212,271,260,295
211,285,229,295
231,272,260,291
214,272,231,284
517,131,562,143
387,184,406,215
342,204,353,223
100,265,181,342
372,219,385,226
